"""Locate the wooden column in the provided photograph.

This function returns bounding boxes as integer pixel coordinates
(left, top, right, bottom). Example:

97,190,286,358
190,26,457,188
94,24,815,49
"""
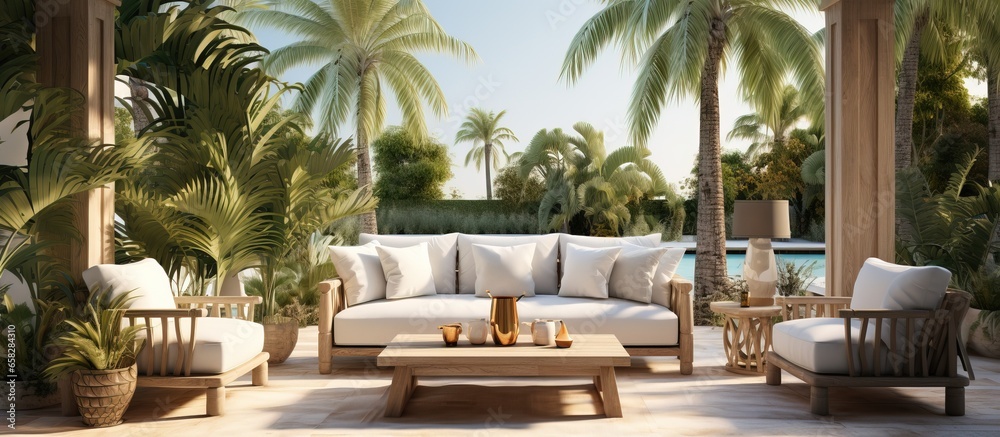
821,0,895,297
35,0,119,283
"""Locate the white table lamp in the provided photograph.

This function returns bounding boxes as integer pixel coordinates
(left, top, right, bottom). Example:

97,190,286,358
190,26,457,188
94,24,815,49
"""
732,200,791,306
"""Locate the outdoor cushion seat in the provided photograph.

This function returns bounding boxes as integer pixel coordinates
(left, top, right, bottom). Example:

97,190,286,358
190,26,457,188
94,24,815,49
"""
772,317,888,375
334,294,679,346
135,317,264,375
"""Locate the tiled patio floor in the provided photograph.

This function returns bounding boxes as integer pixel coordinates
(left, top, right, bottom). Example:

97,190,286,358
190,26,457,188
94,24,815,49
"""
20,326,1000,436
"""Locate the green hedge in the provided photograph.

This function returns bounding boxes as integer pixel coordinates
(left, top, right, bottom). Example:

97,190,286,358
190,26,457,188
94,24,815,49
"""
376,199,686,239
377,200,540,234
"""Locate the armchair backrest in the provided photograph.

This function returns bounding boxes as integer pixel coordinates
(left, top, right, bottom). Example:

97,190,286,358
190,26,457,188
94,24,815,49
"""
850,258,951,310
81,258,176,309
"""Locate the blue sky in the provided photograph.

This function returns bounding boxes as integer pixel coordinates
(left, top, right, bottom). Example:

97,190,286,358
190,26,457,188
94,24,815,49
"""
249,1,982,199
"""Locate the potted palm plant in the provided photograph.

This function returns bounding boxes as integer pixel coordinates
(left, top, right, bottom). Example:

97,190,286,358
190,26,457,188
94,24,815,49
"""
43,291,143,427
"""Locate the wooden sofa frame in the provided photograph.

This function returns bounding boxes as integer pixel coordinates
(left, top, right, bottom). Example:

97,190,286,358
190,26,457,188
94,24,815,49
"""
60,296,270,417
318,276,695,375
766,291,974,416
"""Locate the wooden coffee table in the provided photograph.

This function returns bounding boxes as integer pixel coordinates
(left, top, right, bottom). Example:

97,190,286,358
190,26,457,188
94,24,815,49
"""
376,334,631,417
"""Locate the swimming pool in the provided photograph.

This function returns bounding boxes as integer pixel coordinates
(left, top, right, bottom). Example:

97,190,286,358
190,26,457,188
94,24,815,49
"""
674,253,826,282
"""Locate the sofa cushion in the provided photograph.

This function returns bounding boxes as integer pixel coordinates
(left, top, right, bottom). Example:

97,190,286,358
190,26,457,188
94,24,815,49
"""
772,317,888,375
360,233,458,294
652,247,686,309
609,245,666,303
334,294,679,346
82,259,176,310
457,234,560,294
558,233,661,262
376,243,437,299
558,244,621,299
135,317,264,375
328,241,385,306
471,243,536,297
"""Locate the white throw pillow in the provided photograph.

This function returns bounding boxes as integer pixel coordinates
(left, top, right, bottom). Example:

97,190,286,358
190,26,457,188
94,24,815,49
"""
652,247,687,308
471,243,536,297
609,245,666,303
82,258,177,309
457,234,559,294
376,243,437,299
360,233,459,294
558,243,622,299
328,241,385,306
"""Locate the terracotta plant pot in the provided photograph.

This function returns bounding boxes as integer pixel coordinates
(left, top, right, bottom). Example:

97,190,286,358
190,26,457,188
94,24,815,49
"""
71,365,137,427
965,308,1000,359
263,318,299,364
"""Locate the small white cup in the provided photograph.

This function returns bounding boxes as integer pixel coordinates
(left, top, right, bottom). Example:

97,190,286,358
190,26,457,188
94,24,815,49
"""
464,318,489,345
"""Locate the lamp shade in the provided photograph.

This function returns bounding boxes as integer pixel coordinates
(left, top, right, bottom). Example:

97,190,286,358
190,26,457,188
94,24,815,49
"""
731,200,791,238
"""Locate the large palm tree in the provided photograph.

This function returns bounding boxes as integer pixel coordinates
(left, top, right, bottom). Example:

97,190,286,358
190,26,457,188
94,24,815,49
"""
454,108,518,200
241,0,477,233
562,1,823,298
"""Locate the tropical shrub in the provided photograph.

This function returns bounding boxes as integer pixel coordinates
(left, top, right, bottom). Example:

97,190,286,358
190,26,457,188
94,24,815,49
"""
519,122,672,236
373,127,453,201
775,259,817,297
896,149,1000,314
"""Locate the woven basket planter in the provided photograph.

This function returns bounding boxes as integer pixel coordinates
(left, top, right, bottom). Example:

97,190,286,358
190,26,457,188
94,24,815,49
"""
263,318,299,364
71,364,137,427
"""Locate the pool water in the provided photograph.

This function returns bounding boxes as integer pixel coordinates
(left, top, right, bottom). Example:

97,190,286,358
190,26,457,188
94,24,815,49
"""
675,253,826,282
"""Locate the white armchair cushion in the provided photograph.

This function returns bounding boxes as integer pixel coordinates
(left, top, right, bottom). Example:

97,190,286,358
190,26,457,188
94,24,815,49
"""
558,243,622,299
850,257,934,309
651,247,686,308
772,317,888,375
328,241,385,306
81,258,176,310
376,243,437,299
457,234,559,294
136,317,264,374
879,263,951,349
360,233,459,294
471,243,536,297
608,245,666,303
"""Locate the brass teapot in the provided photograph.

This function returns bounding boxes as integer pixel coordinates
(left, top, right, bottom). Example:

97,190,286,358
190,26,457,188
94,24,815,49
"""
487,291,524,346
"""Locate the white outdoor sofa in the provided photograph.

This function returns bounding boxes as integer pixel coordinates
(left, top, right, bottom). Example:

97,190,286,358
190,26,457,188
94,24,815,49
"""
317,233,694,375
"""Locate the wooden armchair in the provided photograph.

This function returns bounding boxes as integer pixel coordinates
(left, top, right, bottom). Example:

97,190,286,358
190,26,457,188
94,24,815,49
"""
61,259,270,417
766,258,974,416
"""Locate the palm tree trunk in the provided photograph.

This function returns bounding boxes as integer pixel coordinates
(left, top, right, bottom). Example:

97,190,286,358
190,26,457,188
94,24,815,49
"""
129,78,150,134
694,19,729,300
989,65,1000,182
485,143,493,200
895,10,927,171
357,128,378,234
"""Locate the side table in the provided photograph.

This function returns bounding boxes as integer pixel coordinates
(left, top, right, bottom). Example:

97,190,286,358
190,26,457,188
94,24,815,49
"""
709,301,781,375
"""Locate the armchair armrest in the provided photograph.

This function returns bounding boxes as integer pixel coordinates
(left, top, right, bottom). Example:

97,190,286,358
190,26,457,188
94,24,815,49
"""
670,275,694,375
836,307,954,378
776,296,851,320
318,278,343,374
174,295,261,321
